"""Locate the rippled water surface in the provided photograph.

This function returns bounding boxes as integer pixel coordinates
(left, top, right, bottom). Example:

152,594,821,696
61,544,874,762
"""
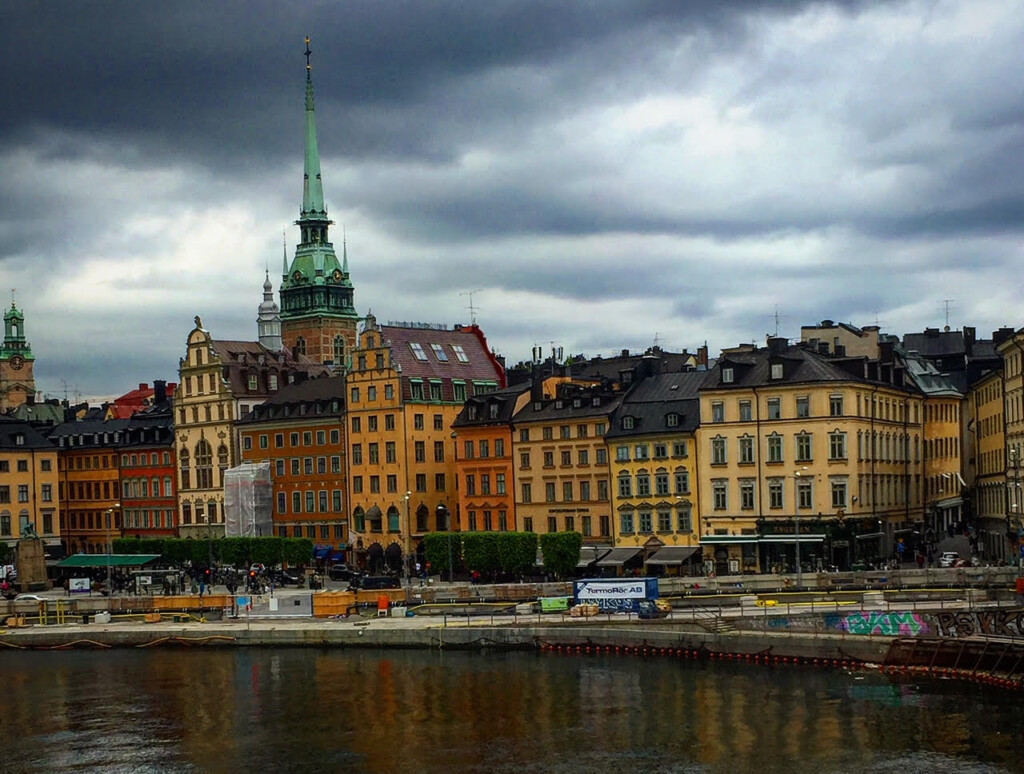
1,648,1021,773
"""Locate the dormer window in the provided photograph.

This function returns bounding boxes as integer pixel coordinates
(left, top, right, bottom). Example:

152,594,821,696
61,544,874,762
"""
248,374,258,390
622,416,635,430
489,403,499,419
592,397,600,407
722,367,734,384
771,363,784,380
573,398,582,408
14,433,24,446
666,413,679,427
534,401,542,411
468,405,478,420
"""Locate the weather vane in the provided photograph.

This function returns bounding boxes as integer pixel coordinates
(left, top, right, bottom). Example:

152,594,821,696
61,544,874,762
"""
305,36,312,71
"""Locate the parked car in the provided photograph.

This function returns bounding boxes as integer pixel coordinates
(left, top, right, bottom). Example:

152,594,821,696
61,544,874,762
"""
328,565,359,583
357,575,401,591
269,569,300,586
939,552,960,568
12,594,46,602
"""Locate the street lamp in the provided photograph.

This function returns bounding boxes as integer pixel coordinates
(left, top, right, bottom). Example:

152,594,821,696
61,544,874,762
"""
106,502,120,609
403,491,411,585
793,468,808,589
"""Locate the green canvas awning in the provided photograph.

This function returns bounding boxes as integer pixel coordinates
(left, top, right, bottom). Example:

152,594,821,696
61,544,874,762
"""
55,554,163,569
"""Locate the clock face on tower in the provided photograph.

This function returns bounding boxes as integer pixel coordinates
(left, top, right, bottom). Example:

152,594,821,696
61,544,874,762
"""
9,355,24,371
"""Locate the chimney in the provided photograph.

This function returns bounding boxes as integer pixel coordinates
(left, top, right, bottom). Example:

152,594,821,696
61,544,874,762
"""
621,349,630,358
766,337,788,356
697,344,709,367
963,326,976,350
530,363,544,403
154,380,167,405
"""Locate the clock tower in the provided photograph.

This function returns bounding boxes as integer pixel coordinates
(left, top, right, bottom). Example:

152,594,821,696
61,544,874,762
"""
279,37,359,370
0,299,36,412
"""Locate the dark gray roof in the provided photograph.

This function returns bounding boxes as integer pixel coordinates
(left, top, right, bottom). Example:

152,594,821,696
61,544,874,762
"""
239,375,346,425
0,417,56,450
903,330,965,358
452,382,531,428
511,389,624,423
605,372,710,439
49,419,131,441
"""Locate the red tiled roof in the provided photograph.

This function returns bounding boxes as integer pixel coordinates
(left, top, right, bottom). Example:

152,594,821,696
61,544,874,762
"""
381,324,505,385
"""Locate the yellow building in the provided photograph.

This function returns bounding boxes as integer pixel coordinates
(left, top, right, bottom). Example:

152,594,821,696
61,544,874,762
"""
0,418,60,553
966,369,1006,560
175,316,330,538
998,331,1024,560
345,316,504,573
697,339,924,574
605,370,707,575
800,319,882,359
510,381,620,546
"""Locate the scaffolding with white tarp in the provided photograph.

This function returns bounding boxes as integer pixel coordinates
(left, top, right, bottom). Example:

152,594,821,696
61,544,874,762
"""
223,462,274,537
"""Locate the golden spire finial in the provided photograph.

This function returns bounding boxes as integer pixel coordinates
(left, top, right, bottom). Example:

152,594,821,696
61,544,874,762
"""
305,36,312,71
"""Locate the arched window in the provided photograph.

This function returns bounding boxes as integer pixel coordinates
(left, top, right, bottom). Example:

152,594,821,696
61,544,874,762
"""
195,440,213,489
217,444,229,482
179,449,191,490
296,337,307,356
333,335,345,365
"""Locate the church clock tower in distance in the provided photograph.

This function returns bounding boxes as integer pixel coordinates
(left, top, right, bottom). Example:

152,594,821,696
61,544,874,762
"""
0,297,36,412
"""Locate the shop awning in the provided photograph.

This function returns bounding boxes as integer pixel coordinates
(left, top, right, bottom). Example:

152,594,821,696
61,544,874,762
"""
759,534,827,544
700,535,761,545
55,554,162,569
595,548,642,567
645,546,699,565
577,547,612,567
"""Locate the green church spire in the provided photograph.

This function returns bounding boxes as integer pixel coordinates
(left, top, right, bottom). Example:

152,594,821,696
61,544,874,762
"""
301,36,326,218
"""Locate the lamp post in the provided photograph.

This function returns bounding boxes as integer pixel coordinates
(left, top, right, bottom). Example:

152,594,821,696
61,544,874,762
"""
106,502,120,609
793,468,808,590
403,491,411,585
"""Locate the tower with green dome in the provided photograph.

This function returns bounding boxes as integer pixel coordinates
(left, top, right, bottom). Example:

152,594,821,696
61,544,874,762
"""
279,37,359,370
0,298,36,412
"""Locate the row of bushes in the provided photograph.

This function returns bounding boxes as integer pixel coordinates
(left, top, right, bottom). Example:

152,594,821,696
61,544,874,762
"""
112,537,314,567
421,531,583,579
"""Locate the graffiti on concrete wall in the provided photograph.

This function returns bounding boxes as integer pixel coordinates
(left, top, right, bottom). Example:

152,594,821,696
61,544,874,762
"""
827,611,928,636
934,610,1024,638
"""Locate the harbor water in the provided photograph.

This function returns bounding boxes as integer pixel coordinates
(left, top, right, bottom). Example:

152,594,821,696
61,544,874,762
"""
1,648,1021,773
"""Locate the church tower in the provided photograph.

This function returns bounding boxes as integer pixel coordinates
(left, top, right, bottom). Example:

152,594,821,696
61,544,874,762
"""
279,37,359,369
0,298,36,412
257,266,284,352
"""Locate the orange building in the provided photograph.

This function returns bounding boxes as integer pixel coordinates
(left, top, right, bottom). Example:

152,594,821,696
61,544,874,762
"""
51,419,126,554
237,377,349,554
345,315,505,572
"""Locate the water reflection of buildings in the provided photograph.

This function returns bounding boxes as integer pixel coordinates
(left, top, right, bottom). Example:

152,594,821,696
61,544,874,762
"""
0,652,1021,772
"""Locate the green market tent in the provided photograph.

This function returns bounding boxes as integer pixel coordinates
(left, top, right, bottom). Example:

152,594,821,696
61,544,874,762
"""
55,554,163,569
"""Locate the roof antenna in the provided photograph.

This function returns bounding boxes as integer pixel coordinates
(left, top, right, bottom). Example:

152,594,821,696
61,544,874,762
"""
940,299,954,330
460,289,482,325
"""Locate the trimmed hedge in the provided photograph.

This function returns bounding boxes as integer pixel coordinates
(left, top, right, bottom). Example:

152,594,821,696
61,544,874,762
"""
111,537,314,567
539,531,583,579
422,531,539,576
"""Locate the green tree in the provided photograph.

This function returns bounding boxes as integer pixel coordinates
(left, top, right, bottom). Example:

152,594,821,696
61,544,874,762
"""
539,531,583,579
496,532,538,576
423,532,461,576
462,532,501,575
283,538,314,567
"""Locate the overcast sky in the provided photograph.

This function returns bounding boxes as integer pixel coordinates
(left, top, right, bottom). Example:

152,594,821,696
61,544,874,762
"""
2,0,1023,400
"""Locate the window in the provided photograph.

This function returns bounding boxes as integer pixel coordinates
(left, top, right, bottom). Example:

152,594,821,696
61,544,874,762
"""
543,451,554,467
386,475,397,493
496,473,506,495
351,417,361,433
385,442,397,463
547,516,557,533
767,434,783,463
657,509,672,532
655,472,670,496
622,416,635,430
620,511,634,534
796,396,809,418
411,382,423,400
435,473,446,491
464,440,475,459
243,436,253,451
368,416,378,432
414,414,424,431
596,448,608,464
520,451,531,468
636,473,651,497
830,394,844,417
711,437,727,465
370,476,380,493
353,476,363,493
367,386,377,401
769,479,784,509
635,444,649,461
798,480,813,509
306,491,315,512
520,428,530,443
666,413,679,428
676,503,692,533
409,342,428,361
292,491,302,513
638,511,653,533
454,383,466,402
560,450,571,466
831,479,848,508
385,384,394,400
434,441,445,462
739,400,752,421
617,473,632,498
562,481,573,501
452,344,469,363
672,441,688,458
479,440,489,458
739,436,754,464
712,480,728,510
653,444,667,459
829,432,847,460
350,387,360,403
770,363,783,380
434,414,444,430
545,482,556,502
495,438,505,456
275,433,285,448
722,367,734,383
415,441,426,463
616,445,630,462
369,443,379,464
430,343,448,362
674,469,690,495
712,402,724,423
740,480,755,510
796,433,813,462
767,398,781,419
578,480,589,500
521,482,532,503
543,427,553,441
352,444,362,465
304,458,314,475
578,449,589,465
259,434,269,449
